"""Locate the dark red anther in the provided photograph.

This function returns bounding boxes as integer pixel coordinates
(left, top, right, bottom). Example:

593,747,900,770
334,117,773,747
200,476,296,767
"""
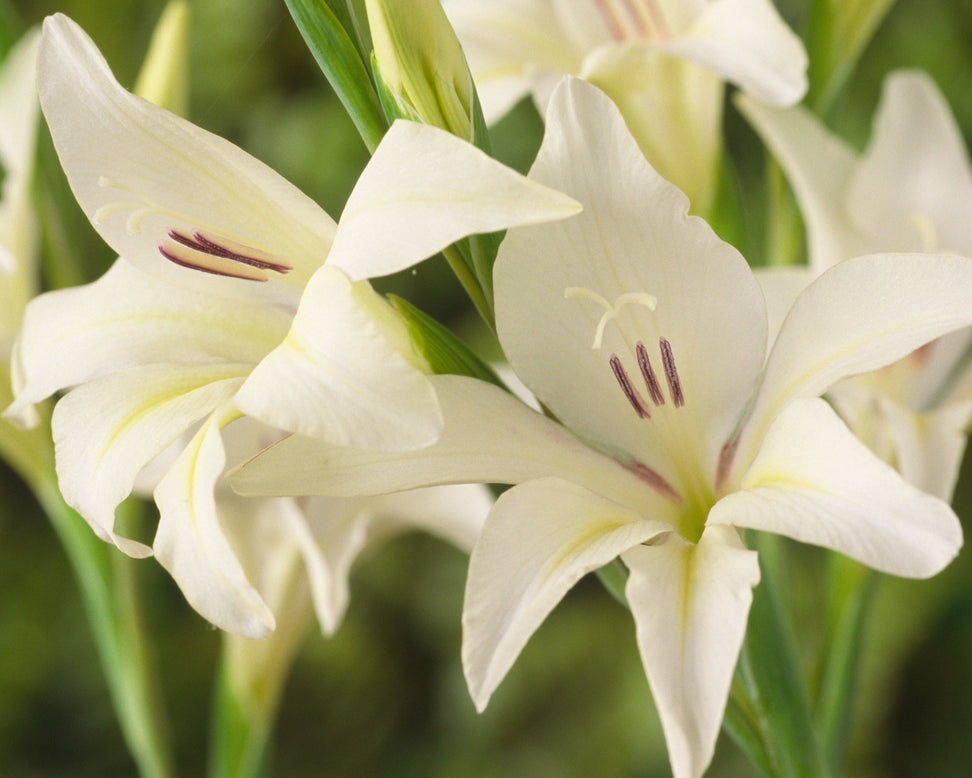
610,354,651,418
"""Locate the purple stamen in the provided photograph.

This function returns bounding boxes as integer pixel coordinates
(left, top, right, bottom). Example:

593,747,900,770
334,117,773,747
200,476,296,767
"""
659,337,684,407
610,354,651,418
158,242,226,277
187,231,292,273
636,341,665,406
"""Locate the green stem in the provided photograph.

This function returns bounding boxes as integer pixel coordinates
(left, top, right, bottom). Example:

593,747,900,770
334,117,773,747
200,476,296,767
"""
208,574,311,777
208,652,276,778
35,478,175,778
442,244,494,329
814,555,875,770
1,399,174,777
725,535,832,777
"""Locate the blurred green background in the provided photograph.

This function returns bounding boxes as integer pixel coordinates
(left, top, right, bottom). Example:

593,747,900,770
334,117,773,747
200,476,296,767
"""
1,0,972,775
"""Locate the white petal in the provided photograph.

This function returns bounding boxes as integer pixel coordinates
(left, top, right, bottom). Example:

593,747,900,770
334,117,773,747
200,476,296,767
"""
38,14,335,304
213,489,308,624
753,266,815,351
904,328,972,409
360,483,493,553
496,78,766,484
5,258,290,421
848,70,972,257
463,477,670,710
660,0,807,106
0,29,41,181
443,0,581,123
236,265,442,450
550,0,615,52
711,398,962,578
51,364,246,557
735,93,864,271
325,120,580,280
281,496,368,635
231,375,667,516
0,29,41,343
743,253,972,467
873,396,972,502
623,525,759,778
153,408,275,637
218,495,312,699
581,47,724,215
290,485,491,636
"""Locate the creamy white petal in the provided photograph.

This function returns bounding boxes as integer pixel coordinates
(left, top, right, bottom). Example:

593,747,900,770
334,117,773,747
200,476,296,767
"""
51,364,246,557
735,92,864,271
153,408,275,637
0,29,41,187
236,265,442,450
659,0,806,106
231,375,666,512
848,70,972,257
711,398,962,578
0,29,41,342
5,258,290,423
284,497,369,635
38,14,335,304
212,487,309,626
359,483,493,553
623,525,759,778
901,328,972,410
496,78,765,485
550,0,615,52
218,495,312,705
443,0,581,123
326,120,581,280
742,253,972,468
581,47,723,214
283,484,491,636
873,396,972,501
463,477,670,710
752,266,815,351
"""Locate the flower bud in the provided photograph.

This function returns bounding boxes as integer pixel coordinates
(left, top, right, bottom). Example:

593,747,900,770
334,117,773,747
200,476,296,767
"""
134,0,189,114
365,0,474,141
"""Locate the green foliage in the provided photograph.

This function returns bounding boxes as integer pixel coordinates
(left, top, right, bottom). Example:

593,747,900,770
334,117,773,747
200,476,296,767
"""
284,0,386,151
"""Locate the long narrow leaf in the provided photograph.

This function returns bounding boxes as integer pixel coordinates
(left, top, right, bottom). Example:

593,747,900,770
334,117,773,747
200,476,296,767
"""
285,0,387,152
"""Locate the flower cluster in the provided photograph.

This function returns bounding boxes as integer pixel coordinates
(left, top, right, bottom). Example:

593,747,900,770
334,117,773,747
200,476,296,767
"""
4,2,972,776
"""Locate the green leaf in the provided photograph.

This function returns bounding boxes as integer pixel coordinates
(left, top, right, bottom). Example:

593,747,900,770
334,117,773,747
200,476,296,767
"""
805,0,898,114
285,0,387,152
389,294,502,387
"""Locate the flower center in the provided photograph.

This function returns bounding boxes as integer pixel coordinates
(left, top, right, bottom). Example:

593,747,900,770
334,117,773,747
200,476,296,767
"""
158,229,292,282
568,285,719,542
593,0,669,42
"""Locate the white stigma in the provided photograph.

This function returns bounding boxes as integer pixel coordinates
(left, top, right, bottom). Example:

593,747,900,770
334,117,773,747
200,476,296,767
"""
565,287,657,349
